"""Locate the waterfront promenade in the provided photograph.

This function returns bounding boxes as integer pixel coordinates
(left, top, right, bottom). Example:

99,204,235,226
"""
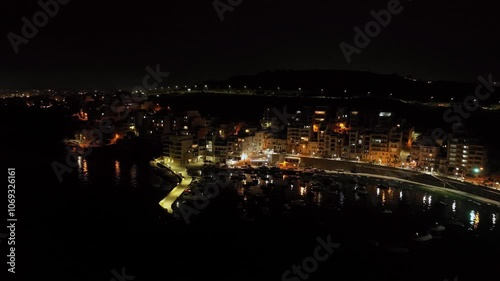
157,160,193,214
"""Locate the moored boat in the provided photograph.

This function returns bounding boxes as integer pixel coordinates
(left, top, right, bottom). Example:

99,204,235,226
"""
429,222,446,238
411,232,433,243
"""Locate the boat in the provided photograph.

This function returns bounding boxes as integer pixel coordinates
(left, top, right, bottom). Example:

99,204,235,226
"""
356,189,368,196
290,199,306,207
310,183,324,192
377,183,389,189
387,180,400,188
356,185,368,195
327,182,342,192
411,232,433,243
438,200,448,206
429,222,446,238
445,220,465,228
431,223,446,232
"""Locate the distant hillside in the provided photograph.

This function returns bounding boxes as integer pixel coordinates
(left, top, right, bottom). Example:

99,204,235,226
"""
203,70,496,104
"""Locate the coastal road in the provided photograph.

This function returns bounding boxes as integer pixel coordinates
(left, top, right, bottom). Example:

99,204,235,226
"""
335,171,500,207
158,164,192,214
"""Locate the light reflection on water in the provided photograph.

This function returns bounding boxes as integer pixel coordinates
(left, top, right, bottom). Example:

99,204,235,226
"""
469,210,480,231
114,160,120,183
313,192,322,205
130,164,138,187
77,156,89,183
300,186,306,196
492,213,497,230
75,157,144,188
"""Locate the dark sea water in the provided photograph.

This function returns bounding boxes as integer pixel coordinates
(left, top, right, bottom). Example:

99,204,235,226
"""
2,105,500,281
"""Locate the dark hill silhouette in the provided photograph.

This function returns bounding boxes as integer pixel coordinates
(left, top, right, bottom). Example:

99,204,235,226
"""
203,69,491,103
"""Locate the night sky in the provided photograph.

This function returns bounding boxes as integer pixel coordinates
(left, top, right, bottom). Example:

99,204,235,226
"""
1,0,499,90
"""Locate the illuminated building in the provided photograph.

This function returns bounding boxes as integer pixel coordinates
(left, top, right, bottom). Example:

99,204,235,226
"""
447,129,488,175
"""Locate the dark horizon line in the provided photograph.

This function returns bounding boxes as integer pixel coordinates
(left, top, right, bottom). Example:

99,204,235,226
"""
0,68,479,92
